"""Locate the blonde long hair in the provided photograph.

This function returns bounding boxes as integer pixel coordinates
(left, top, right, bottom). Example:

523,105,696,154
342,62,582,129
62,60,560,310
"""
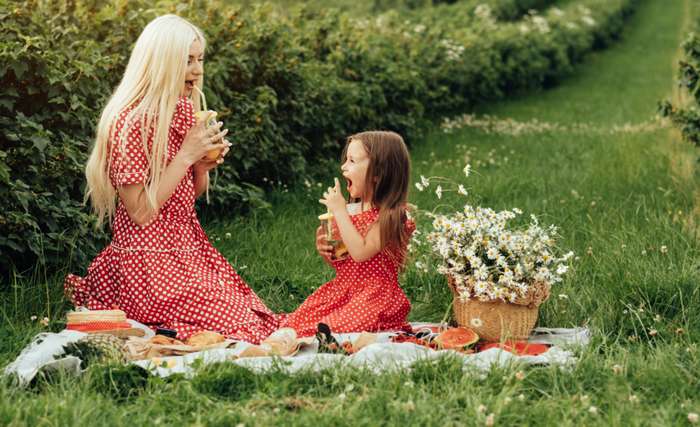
85,15,205,226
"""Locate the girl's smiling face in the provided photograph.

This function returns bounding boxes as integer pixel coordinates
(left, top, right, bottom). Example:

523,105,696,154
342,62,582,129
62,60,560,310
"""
341,139,371,199
182,39,204,97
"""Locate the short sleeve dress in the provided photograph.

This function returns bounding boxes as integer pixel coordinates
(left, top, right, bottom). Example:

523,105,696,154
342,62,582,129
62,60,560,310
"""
64,97,279,343
281,208,414,337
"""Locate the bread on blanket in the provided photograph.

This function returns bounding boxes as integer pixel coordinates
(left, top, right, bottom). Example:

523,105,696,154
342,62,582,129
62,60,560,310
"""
150,335,183,346
261,328,298,356
185,331,226,347
238,344,270,358
352,332,377,353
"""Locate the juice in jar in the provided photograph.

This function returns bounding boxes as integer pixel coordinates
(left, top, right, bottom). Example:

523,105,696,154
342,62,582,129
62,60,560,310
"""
193,86,224,160
318,212,348,260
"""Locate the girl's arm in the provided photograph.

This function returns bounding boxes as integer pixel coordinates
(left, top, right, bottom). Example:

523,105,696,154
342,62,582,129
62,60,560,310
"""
320,178,382,262
315,225,334,266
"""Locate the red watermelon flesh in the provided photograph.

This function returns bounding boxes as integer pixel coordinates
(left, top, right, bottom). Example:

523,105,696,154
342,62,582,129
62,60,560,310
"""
478,341,550,356
434,327,479,350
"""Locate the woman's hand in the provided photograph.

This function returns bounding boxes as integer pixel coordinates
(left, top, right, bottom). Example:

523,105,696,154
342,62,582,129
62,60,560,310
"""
178,117,229,166
193,139,232,174
316,225,333,262
319,178,346,215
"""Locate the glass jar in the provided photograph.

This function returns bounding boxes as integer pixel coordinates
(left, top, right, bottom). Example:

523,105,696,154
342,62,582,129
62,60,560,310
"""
318,212,348,260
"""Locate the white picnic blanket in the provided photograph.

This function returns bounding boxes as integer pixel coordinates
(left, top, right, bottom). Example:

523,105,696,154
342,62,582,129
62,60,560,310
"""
3,320,153,386
4,321,589,385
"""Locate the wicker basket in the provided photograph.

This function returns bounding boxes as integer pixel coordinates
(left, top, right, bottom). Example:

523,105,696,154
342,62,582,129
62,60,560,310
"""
447,276,550,342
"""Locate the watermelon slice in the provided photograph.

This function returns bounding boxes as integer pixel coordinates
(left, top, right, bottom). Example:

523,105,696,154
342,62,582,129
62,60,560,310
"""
478,341,550,356
434,327,479,350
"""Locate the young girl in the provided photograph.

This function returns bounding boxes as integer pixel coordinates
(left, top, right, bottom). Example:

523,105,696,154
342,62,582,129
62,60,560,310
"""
281,131,415,337
64,15,279,343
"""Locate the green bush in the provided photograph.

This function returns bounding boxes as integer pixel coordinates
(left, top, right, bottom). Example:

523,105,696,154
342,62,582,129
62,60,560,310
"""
660,30,700,149
0,0,637,276
0,4,118,274
267,0,557,19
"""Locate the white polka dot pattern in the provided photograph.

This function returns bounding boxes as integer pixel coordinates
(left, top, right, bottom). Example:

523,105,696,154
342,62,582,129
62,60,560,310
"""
65,97,280,344
282,208,415,337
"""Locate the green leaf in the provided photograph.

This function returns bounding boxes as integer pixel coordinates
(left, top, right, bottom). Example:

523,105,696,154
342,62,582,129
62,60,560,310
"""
0,98,15,110
11,61,27,79
32,135,50,152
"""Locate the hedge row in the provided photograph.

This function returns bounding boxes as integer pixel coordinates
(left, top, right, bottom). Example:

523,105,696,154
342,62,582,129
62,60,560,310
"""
282,0,558,20
660,27,700,149
0,0,637,275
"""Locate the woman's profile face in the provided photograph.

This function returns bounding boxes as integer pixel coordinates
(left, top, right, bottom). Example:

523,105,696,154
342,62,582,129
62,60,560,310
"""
182,39,204,97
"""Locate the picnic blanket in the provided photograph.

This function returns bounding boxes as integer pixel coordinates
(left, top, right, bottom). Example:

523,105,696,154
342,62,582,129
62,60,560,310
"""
4,321,589,386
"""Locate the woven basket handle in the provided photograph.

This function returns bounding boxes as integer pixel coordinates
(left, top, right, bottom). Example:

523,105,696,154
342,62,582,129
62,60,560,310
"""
447,276,459,296
518,282,551,308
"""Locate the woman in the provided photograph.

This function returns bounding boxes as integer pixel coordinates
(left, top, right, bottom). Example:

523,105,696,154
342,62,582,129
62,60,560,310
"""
64,15,279,343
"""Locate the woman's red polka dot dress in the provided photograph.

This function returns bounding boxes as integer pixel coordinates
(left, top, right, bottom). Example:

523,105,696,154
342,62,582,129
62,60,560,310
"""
282,208,414,337
64,97,279,343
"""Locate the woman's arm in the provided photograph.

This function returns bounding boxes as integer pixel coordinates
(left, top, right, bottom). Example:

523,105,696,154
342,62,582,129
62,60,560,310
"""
118,153,194,226
192,140,230,199
118,118,229,225
193,169,209,199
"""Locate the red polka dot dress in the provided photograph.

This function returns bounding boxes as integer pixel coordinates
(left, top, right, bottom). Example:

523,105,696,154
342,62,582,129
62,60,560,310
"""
64,97,279,343
281,208,414,337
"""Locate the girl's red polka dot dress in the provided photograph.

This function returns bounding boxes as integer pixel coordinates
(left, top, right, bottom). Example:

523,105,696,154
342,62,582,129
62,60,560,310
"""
282,208,415,337
65,97,279,343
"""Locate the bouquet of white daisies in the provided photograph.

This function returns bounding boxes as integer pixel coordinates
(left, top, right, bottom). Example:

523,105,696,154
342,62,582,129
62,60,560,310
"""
413,166,573,305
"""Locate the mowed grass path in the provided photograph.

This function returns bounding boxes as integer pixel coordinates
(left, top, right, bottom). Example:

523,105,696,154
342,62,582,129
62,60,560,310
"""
2,0,699,425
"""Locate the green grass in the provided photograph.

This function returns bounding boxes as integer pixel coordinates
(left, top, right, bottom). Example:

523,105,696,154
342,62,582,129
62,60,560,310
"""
2,0,700,425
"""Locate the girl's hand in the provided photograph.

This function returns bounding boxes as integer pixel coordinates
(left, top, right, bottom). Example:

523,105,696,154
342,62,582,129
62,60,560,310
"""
319,178,346,214
316,225,333,261
193,139,232,174
179,118,230,166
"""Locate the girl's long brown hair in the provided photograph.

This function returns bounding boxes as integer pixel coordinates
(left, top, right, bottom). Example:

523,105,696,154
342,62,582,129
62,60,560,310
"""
343,131,411,263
